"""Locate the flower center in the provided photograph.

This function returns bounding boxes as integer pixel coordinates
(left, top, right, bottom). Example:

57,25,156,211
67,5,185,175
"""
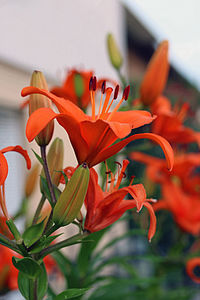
104,159,130,193
89,76,130,121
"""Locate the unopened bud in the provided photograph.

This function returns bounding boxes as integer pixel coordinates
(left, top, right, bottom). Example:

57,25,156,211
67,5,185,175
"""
140,40,169,106
74,73,84,98
25,164,40,198
41,138,64,187
29,71,54,146
107,33,123,70
53,163,89,226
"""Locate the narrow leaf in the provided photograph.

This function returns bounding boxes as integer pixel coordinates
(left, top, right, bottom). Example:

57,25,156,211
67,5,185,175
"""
54,288,89,300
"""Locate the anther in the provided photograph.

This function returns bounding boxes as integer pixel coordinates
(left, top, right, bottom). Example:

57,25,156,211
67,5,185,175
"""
93,76,97,91
89,77,93,91
101,81,106,94
115,161,122,168
114,85,119,99
123,85,130,101
105,170,111,175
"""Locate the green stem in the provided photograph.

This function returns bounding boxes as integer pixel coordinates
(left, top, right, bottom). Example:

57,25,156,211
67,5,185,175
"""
29,278,38,300
6,219,22,242
117,70,127,89
40,232,88,258
32,195,46,225
40,146,56,205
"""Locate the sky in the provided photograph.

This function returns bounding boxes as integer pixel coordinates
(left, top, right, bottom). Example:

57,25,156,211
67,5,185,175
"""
132,0,200,89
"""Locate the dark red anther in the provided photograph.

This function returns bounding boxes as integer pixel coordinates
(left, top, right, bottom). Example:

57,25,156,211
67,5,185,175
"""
123,85,130,101
114,85,119,99
115,161,122,168
92,76,97,91
105,170,111,175
101,80,106,94
89,77,93,91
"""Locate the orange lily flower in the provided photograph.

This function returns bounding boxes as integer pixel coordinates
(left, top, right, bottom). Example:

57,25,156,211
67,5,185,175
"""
131,151,200,194
131,152,200,234
22,78,174,169
139,40,169,106
186,257,200,284
156,181,200,235
151,97,200,147
51,69,93,110
0,146,31,219
84,160,156,241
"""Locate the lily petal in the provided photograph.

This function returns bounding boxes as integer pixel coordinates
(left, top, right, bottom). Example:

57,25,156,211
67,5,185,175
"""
21,87,86,120
0,152,8,185
92,133,174,170
143,202,157,242
1,146,31,170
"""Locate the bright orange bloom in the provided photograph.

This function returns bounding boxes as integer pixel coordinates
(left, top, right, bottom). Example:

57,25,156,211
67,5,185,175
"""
131,152,200,235
21,79,174,170
51,69,93,110
139,41,169,105
0,146,31,219
84,160,156,241
0,246,19,290
131,152,200,193
151,97,200,147
157,182,200,235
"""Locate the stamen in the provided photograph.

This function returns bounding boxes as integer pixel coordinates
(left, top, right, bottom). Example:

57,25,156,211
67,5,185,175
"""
109,173,115,192
123,85,130,101
89,76,93,91
92,76,97,91
101,81,106,94
129,176,135,186
115,161,122,168
114,159,130,190
99,87,113,119
114,85,119,99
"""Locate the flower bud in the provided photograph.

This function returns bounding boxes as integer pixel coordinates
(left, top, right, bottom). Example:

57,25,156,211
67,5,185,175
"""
40,138,64,187
53,163,89,226
74,73,84,98
25,164,40,198
140,40,169,106
107,33,123,70
29,71,54,146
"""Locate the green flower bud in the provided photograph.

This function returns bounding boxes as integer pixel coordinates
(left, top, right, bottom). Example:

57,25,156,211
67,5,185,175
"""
40,138,64,187
107,33,123,70
53,163,89,226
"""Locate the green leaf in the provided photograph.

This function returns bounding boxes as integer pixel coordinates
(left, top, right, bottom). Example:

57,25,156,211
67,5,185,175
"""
51,251,72,278
54,288,89,300
18,262,48,300
61,170,68,185
30,234,61,254
78,228,108,275
32,149,44,165
40,175,53,206
12,257,42,279
22,220,45,248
